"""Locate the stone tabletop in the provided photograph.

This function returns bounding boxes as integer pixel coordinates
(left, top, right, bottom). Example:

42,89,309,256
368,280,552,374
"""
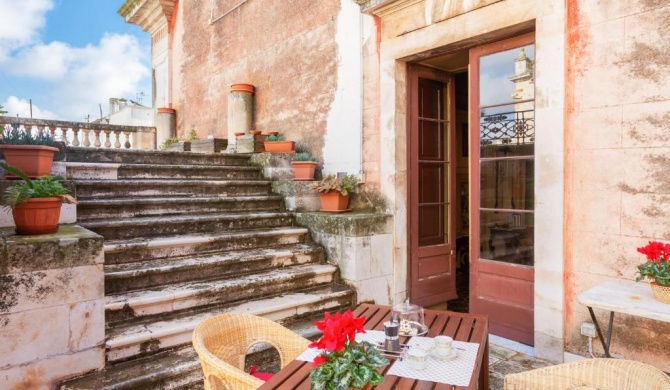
578,280,670,322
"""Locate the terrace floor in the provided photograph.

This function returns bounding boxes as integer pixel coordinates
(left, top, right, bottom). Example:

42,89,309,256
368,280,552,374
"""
488,339,554,389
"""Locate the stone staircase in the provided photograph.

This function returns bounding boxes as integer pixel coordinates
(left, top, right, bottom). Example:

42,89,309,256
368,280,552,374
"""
59,148,355,389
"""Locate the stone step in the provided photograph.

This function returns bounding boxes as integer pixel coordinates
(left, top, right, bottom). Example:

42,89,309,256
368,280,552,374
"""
65,146,249,166
105,263,338,326
77,195,285,221
105,243,324,294
103,227,311,264
106,283,352,362
81,212,295,240
66,162,263,181
74,179,272,199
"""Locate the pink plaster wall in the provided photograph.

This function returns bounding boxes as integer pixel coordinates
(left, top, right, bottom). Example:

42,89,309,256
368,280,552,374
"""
565,0,670,369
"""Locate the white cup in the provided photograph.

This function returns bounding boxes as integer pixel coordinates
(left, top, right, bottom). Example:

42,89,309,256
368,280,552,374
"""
407,348,428,370
434,335,453,356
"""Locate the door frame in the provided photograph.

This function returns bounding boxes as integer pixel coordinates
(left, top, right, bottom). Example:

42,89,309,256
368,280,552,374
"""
406,64,457,306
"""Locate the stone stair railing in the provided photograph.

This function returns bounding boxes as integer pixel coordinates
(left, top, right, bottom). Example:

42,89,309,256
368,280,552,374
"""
0,116,157,150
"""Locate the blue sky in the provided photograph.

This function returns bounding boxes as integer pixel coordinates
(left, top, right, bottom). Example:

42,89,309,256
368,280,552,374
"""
0,0,151,121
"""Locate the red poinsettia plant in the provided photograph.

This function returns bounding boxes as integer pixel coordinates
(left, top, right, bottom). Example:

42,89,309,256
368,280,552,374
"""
636,241,670,286
309,310,388,390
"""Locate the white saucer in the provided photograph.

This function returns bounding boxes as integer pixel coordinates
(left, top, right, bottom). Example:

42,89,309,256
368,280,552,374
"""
430,348,458,361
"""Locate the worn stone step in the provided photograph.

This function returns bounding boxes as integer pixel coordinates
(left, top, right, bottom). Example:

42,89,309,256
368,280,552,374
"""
77,195,285,221
65,146,249,166
66,162,263,181
106,283,352,362
81,212,295,240
105,264,339,328
74,179,272,199
105,243,324,294
103,227,311,264
59,347,203,390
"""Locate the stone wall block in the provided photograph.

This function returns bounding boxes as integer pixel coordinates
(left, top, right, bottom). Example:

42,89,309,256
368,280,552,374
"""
621,192,670,240
621,100,670,148
68,300,105,352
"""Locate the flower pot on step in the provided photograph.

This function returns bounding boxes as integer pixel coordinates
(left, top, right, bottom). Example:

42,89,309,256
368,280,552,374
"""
319,191,351,213
264,141,295,153
12,197,62,235
0,145,59,177
291,161,317,181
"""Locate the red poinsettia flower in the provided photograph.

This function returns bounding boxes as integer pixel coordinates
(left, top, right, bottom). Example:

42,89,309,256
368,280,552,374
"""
309,310,367,354
637,241,670,263
312,355,327,368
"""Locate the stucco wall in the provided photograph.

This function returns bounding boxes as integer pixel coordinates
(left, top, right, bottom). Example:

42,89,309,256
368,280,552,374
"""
171,0,350,165
564,0,670,370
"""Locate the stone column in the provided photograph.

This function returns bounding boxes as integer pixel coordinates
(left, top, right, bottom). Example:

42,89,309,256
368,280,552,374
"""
155,107,176,149
226,84,255,152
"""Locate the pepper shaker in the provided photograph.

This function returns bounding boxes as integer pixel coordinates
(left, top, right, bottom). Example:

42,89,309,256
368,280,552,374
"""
383,321,400,352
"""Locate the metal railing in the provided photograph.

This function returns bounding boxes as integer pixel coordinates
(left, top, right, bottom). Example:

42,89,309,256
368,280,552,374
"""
0,116,157,150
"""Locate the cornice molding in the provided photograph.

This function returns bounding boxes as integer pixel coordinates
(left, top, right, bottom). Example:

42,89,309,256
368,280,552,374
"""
352,0,422,15
118,0,175,34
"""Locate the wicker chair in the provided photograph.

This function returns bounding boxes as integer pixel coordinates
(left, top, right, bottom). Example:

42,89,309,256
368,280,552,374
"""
504,359,670,390
192,313,311,390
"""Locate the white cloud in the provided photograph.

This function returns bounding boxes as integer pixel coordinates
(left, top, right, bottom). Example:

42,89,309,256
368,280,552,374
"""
2,96,58,120
0,0,54,60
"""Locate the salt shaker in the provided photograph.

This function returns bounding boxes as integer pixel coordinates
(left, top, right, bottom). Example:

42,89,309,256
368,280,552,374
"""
383,321,400,352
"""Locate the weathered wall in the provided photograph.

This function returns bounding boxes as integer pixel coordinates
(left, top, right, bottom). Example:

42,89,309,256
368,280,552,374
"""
0,226,105,389
564,0,670,370
171,0,343,164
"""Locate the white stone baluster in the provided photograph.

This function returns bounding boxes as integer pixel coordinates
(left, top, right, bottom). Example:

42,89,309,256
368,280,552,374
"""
113,130,121,148
103,130,112,148
72,128,80,147
93,130,101,148
82,129,91,147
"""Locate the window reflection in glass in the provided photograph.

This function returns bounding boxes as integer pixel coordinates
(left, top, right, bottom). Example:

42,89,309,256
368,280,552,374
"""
480,211,534,266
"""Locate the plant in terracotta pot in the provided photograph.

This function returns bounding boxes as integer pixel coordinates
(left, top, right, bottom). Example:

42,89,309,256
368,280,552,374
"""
636,241,670,303
309,310,388,390
264,134,295,153
0,163,77,235
312,174,358,213
0,125,58,177
292,152,318,181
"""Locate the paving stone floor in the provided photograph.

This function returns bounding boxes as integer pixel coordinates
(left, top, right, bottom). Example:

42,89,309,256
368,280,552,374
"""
488,343,554,390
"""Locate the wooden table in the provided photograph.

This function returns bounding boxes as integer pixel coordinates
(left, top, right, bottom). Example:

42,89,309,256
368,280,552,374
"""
259,303,489,390
578,280,670,358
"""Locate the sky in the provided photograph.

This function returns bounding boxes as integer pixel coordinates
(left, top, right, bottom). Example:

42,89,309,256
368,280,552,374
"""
0,0,151,122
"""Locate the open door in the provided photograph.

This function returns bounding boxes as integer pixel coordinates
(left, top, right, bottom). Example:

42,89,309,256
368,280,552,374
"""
408,65,457,307
469,33,536,345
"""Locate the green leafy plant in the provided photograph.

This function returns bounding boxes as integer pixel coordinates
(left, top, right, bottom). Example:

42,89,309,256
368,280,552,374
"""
187,129,199,141
293,152,317,162
158,137,180,150
312,174,359,196
266,134,285,142
636,241,670,286
0,163,75,211
309,310,388,390
1,125,55,146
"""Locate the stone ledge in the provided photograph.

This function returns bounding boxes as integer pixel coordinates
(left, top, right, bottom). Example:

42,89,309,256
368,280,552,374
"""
0,225,103,274
295,212,392,237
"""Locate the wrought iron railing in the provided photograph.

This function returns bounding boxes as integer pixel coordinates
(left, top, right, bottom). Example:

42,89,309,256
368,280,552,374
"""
480,109,534,146
0,116,157,150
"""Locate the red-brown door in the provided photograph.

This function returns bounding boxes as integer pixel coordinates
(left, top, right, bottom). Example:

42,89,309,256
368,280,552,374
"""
408,65,457,307
469,33,536,345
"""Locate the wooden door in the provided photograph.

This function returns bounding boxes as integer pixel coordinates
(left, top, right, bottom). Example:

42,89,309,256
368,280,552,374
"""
408,66,457,307
469,33,536,345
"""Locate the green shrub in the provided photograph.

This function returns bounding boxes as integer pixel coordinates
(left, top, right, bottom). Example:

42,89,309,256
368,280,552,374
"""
293,152,317,162
1,125,55,146
266,134,285,142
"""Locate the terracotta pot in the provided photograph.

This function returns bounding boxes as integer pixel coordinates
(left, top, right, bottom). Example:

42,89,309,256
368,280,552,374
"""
12,197,62,235
230,83,255,93
319,191,351,213
292,161,317,181
234,132,245,137
156,107,176,114
0,145,59,177
264,141,295,153
250,130,262,135
650,282,670,304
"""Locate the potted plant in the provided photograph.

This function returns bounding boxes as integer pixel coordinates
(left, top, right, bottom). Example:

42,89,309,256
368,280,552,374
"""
263,134,295,153
309,310,388,390
636,241,670,303
0,125,59,177
0,163,77,235
312,174,358,213
292,152,318,181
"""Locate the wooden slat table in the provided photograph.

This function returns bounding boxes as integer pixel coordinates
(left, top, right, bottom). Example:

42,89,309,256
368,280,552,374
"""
259,303,489,390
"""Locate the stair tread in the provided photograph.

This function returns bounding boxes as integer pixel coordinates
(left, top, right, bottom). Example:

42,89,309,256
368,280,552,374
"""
67,162,260,170
81,211,294,227
103,227,309,252
106,284,350,349
105,243,321,277
78,195,283,206
75,179,271,185
105,263,337,311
